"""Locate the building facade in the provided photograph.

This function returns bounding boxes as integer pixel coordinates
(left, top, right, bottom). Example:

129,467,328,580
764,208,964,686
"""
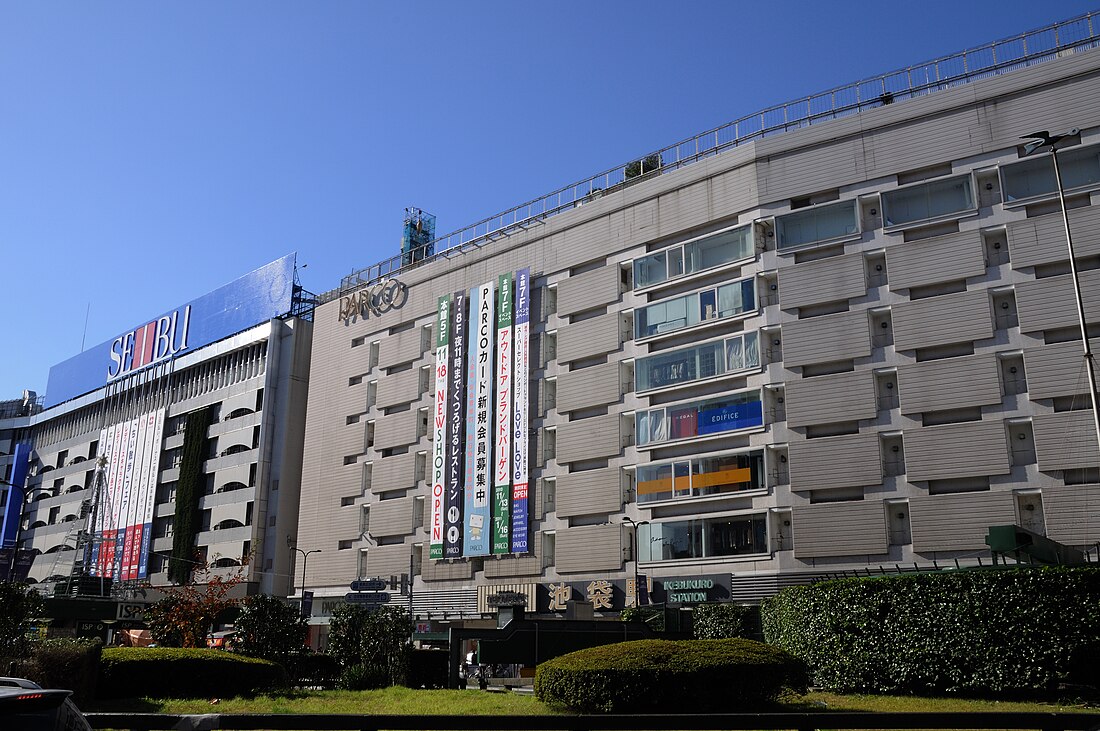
1,255,313,606
296,22,1100,633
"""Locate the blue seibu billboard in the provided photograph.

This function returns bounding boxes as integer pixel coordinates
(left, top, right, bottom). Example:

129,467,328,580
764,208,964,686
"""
45,254,297,408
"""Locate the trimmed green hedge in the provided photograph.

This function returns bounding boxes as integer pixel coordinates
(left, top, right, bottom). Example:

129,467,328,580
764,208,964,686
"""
534,638,807,713
2,639,101,706
761,567,1100,696
99,648,287,698
693,603,754,639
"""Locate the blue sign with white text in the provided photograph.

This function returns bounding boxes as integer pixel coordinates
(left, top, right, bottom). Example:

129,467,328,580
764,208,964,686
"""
44,254,297,407
696,400,763,435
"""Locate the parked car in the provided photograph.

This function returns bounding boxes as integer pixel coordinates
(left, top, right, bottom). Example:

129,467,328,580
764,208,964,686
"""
0,678,91,731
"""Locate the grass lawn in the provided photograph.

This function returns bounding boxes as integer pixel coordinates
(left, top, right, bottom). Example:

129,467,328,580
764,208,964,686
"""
86,687,1100,716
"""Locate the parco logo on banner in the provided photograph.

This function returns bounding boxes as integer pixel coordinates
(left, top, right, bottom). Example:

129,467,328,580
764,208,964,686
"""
339,280,408,321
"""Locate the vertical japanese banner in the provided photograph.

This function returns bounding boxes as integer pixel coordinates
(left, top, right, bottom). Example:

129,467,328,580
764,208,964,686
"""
443,291,467,558
511,268,531,553
120,413,148,581
104,421,127,577
463,281,494,556
115,417,139,580
491,273,513,554
430,296,451,560
137,409,165,578
90,425,111,576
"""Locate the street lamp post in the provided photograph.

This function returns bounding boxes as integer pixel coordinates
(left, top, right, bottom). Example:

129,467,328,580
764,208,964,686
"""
286,537,320,598
622,517,649,609
1021,129,1100,460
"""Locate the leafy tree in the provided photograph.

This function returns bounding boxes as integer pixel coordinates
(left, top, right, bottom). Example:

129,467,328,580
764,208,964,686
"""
234,594,307,660
625,153,662,180
146,555,247,648
692,602,753,639
620,605,665,631
0,582,44,656
328,604,411,688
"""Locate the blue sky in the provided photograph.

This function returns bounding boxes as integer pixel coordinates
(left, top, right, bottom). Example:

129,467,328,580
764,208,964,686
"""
2,1,1098,399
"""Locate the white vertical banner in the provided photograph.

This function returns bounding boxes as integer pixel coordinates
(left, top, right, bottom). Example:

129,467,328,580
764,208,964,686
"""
104,421,127,577
463,280,495,556
121,413,149,581
137,409,165,578
511,268,531,553
115,417,140,580
430,296,451,560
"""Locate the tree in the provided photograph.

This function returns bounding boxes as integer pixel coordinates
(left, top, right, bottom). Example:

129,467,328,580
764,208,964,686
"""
145,556,248,648
234,594,307,660
328,604,411,689
0,582,44,656
625,153,662,180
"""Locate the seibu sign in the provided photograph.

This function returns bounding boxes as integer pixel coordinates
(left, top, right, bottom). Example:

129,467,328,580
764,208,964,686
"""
107,306,191,381
338,279,408,321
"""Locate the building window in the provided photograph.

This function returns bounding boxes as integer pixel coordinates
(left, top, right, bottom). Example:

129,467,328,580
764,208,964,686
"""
775,199,859,250
634,277,756,339
1000,143,1100,204
637,450,765,504
636,388,763,447
638,510,765,560
881,173,975,228
633,224,755,290
640,514,767,561
635,331,760,392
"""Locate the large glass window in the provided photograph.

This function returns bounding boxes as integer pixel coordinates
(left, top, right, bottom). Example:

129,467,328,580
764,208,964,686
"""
635,332,759,392
634,277,756,339
635,389,763,447
633,224,754,289
639,514,767,561
881,174,975,228
637,450,765,504
1000,143,1100,203
775,199,859,250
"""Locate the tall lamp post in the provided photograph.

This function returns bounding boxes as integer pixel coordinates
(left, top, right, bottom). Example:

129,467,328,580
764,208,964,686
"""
286,536,320,597
1021,129,1100,459
622,517,649,608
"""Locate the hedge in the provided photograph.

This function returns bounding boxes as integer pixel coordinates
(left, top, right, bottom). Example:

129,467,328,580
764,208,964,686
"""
2,638,101,706
761,566,1100,697
534,638,807,713
99,648,287,698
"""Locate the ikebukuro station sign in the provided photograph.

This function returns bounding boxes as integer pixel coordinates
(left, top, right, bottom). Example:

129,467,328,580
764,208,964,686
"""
430,269,531,559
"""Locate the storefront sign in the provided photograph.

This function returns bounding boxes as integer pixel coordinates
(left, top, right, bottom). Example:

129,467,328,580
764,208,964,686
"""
338,279,408,321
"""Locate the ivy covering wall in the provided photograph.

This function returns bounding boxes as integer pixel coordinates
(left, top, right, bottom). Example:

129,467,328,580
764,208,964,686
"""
761,567,1100,696
169,406,213,584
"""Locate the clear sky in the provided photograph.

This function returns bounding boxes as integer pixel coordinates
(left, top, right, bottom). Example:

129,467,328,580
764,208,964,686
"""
2,1,1098,399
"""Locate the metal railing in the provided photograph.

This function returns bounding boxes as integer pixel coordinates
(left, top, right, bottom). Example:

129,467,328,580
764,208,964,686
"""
86,711,1100,731
324,11,1100,304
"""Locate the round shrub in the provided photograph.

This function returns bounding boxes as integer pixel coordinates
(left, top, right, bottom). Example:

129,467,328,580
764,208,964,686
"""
534,638,807,713
99,648,287,698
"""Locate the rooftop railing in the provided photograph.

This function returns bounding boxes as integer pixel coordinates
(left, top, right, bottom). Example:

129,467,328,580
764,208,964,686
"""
324,10,1100,303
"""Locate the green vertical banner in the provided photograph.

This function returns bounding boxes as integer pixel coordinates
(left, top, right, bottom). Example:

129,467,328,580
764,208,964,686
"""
491,273,514,554
430,295,451,560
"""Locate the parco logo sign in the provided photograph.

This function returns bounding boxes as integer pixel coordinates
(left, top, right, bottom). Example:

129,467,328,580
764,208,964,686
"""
338,279,408,321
